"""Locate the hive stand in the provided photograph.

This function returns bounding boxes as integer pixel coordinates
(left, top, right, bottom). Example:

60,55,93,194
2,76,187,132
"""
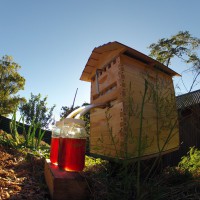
44,159,89,200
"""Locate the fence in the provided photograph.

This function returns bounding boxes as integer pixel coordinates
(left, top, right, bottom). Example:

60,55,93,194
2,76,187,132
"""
162,103,200,166
0,115,51,144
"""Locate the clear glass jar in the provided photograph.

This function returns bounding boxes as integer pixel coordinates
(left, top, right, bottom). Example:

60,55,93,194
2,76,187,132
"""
58,118,88,171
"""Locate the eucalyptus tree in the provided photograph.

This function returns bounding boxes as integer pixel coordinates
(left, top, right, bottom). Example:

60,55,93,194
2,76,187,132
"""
0,55,25,116
19,93,55,129
148,31,200,92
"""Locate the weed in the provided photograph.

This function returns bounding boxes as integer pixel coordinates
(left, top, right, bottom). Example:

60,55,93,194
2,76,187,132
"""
178,147,200,177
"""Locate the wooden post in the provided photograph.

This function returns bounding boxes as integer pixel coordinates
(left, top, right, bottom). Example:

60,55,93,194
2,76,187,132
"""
44,159,89,200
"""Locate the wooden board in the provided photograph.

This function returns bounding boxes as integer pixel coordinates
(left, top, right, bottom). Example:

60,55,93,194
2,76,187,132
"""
44,159,89,200
90,102,124,158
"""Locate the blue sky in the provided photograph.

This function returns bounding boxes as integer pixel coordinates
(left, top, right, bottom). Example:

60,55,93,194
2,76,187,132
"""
0,0,200,120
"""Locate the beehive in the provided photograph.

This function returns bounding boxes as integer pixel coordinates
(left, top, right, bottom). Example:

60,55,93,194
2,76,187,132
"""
80,42,180,160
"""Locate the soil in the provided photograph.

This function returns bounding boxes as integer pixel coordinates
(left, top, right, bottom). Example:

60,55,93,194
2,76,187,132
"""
0,145,50,200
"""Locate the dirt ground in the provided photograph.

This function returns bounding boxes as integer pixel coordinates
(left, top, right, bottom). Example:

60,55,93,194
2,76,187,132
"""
0,145,50,200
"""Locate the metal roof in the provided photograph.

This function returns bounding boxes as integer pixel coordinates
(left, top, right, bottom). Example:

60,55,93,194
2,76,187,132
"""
80,41,180,82
176,89,200,109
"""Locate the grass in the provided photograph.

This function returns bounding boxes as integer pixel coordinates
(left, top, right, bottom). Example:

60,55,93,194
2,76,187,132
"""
83,159,200,200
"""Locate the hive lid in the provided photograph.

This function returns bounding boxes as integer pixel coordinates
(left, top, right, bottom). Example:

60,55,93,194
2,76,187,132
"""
80,41,180,82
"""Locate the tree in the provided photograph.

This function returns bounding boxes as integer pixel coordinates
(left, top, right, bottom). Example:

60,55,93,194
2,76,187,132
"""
19,93,56,129
148,31,200,92
148,31,200,67
0,55,25,116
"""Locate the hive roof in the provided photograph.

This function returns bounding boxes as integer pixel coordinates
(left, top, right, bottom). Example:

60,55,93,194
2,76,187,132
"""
80,41,180,82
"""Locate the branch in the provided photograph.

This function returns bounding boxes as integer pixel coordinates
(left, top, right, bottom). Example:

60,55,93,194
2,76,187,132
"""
189,71,200,92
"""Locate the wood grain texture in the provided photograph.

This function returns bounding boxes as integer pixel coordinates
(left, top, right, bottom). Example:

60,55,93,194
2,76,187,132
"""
89,53,179,160
44,159,89,200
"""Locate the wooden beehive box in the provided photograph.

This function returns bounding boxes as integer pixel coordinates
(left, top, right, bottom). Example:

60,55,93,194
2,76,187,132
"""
80,41,180,160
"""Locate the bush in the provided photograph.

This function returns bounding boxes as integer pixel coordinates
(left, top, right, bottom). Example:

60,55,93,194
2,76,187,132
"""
178,146,200,176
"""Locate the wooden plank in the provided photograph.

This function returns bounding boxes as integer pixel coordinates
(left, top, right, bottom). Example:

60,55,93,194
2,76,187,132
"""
91,87,121,104
90,142,122,158
90,102,124,157
44,159,89,200
120,54,147,69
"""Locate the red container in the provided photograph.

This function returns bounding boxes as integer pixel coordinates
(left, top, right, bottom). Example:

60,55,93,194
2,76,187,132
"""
50,137,59,165
58,138,86,171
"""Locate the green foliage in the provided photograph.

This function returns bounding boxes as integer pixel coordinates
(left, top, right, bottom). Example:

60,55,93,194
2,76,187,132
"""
0,123,50,154
140,166,199,200
2,108,49,152
178,147,200,176
23,118,46,150
9,108,20,145
148,31,200,68
24,144,50,160
0,55,25,116
84,156,108,171
0,130,50,160
148,31,200,92
0,130,18,148
19,93,55,129
17,115,47,150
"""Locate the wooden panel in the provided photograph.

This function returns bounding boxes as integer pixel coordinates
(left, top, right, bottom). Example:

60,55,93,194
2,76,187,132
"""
91,84,120,104
124,125,179,156
120,55,179,159
90,102,124,158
